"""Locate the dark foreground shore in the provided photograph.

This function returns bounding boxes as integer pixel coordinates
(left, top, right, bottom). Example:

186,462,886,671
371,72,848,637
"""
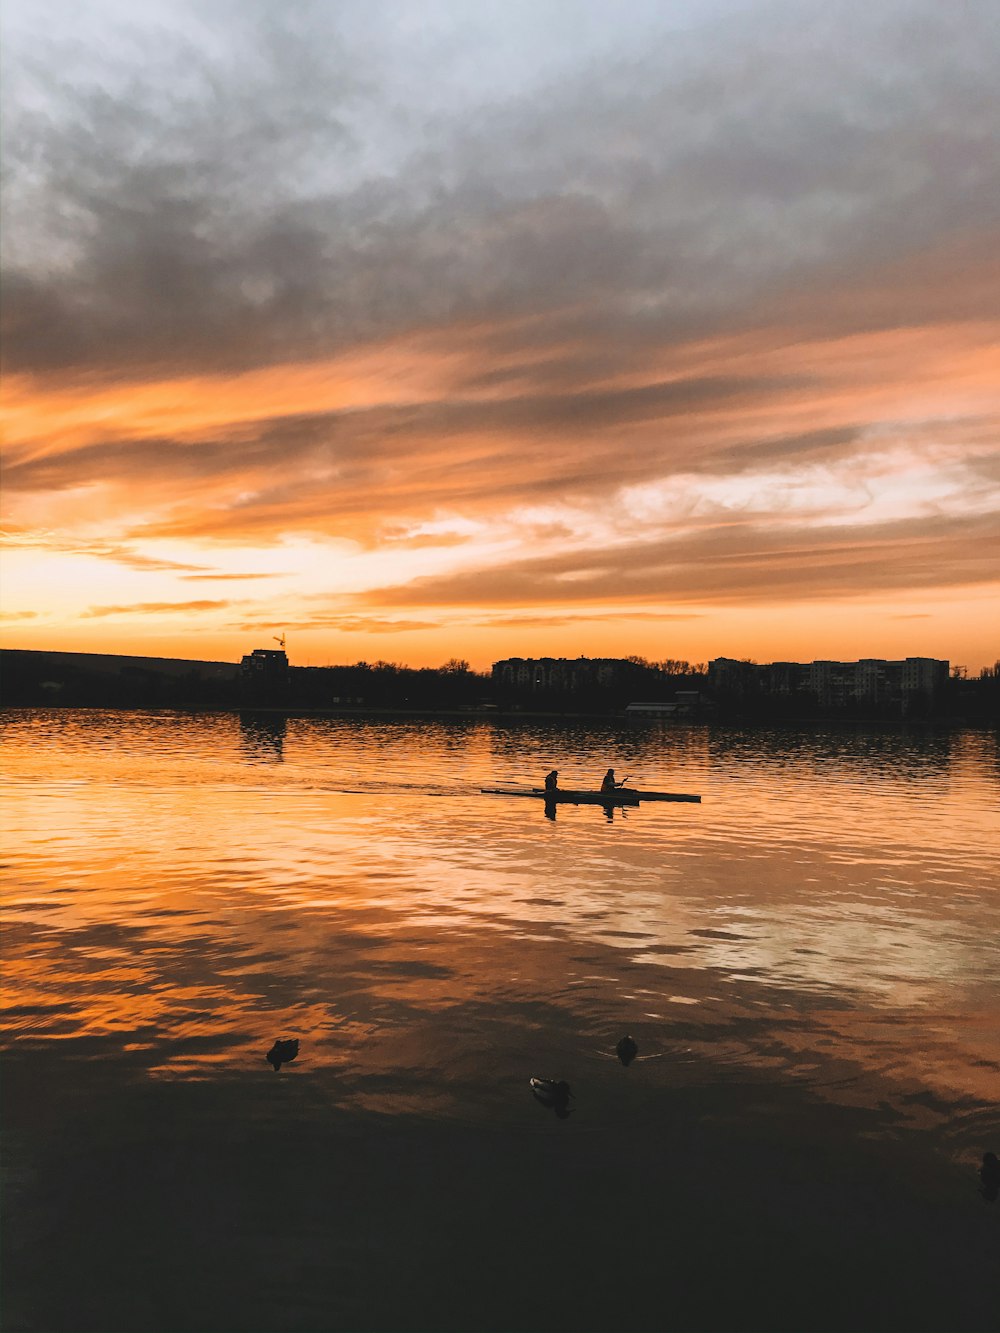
4,1037,996,1333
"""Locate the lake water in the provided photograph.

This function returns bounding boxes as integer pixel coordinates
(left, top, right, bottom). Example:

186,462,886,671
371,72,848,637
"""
2,710,998,1332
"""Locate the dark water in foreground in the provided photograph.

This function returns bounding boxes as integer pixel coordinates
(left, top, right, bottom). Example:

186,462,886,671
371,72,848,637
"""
2,711,998,1332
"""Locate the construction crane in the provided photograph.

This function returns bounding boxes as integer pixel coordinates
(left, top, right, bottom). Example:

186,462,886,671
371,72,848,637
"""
273,632,286,650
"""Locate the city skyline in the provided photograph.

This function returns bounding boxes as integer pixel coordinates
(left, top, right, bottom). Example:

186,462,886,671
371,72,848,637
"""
3,1,999,672
2,642,964,677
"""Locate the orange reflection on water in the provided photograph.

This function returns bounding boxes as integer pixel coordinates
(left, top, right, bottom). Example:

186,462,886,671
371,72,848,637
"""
1,711,998,1127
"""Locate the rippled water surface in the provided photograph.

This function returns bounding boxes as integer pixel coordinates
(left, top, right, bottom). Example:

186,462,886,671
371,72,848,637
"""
3,710,998,1332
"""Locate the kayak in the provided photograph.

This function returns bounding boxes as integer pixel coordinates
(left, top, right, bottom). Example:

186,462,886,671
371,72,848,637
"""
480,786,700,805
496,783,642,805
481,786,638,804
633,790,701,803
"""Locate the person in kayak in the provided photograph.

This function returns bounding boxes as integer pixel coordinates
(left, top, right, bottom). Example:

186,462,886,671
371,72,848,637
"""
544,769,559,793
601,768,624,792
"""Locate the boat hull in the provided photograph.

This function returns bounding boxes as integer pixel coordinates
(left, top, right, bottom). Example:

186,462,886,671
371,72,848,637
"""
481,786,637,804
481,786,700,805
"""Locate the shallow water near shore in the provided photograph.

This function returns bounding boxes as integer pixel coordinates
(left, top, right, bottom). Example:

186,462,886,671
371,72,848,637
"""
2,710,998,1331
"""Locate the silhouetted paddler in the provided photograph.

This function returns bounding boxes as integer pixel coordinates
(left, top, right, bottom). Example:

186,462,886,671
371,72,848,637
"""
266,1038,299,1071
616,1034,638,1066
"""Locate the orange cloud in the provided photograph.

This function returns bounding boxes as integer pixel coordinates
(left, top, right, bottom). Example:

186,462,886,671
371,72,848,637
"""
81,600,234,618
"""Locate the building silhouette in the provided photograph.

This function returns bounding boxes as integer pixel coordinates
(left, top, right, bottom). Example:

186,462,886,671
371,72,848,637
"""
492,657,641,692
707,656,948,710
239,647,289,704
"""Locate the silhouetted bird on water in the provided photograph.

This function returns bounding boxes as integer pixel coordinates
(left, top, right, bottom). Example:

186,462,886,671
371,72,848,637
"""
530,1077,573,1118
980,1151,1000,1201
266,1039,299,1071
616,1035,639,1066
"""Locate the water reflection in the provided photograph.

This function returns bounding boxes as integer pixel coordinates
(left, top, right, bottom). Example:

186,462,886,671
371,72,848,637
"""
703,724,959,784
540,795,632,823
1,710,998,1124
4,710,999,1333
239,712,287,763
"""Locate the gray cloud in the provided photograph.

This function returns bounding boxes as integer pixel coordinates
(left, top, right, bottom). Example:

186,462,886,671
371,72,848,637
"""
3,1,998,379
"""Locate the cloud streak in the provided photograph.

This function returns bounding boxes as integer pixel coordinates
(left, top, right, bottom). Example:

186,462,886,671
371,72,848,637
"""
81,600,233,618
354,511,1000,609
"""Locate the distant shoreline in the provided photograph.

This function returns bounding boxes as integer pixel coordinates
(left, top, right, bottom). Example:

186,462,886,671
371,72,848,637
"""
4,648,993,724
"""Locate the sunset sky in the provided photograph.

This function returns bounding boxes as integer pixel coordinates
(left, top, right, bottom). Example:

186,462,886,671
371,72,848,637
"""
2,0,998,671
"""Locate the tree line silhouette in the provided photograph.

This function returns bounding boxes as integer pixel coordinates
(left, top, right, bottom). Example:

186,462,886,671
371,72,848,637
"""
2,649,996,723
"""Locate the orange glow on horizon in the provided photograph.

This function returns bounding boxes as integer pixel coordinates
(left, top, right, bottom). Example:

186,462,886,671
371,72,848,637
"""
3,589,998,675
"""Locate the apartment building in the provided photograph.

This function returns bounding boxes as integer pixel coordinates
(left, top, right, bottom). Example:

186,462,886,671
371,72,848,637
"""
708,656,948,706
491,657,633,691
